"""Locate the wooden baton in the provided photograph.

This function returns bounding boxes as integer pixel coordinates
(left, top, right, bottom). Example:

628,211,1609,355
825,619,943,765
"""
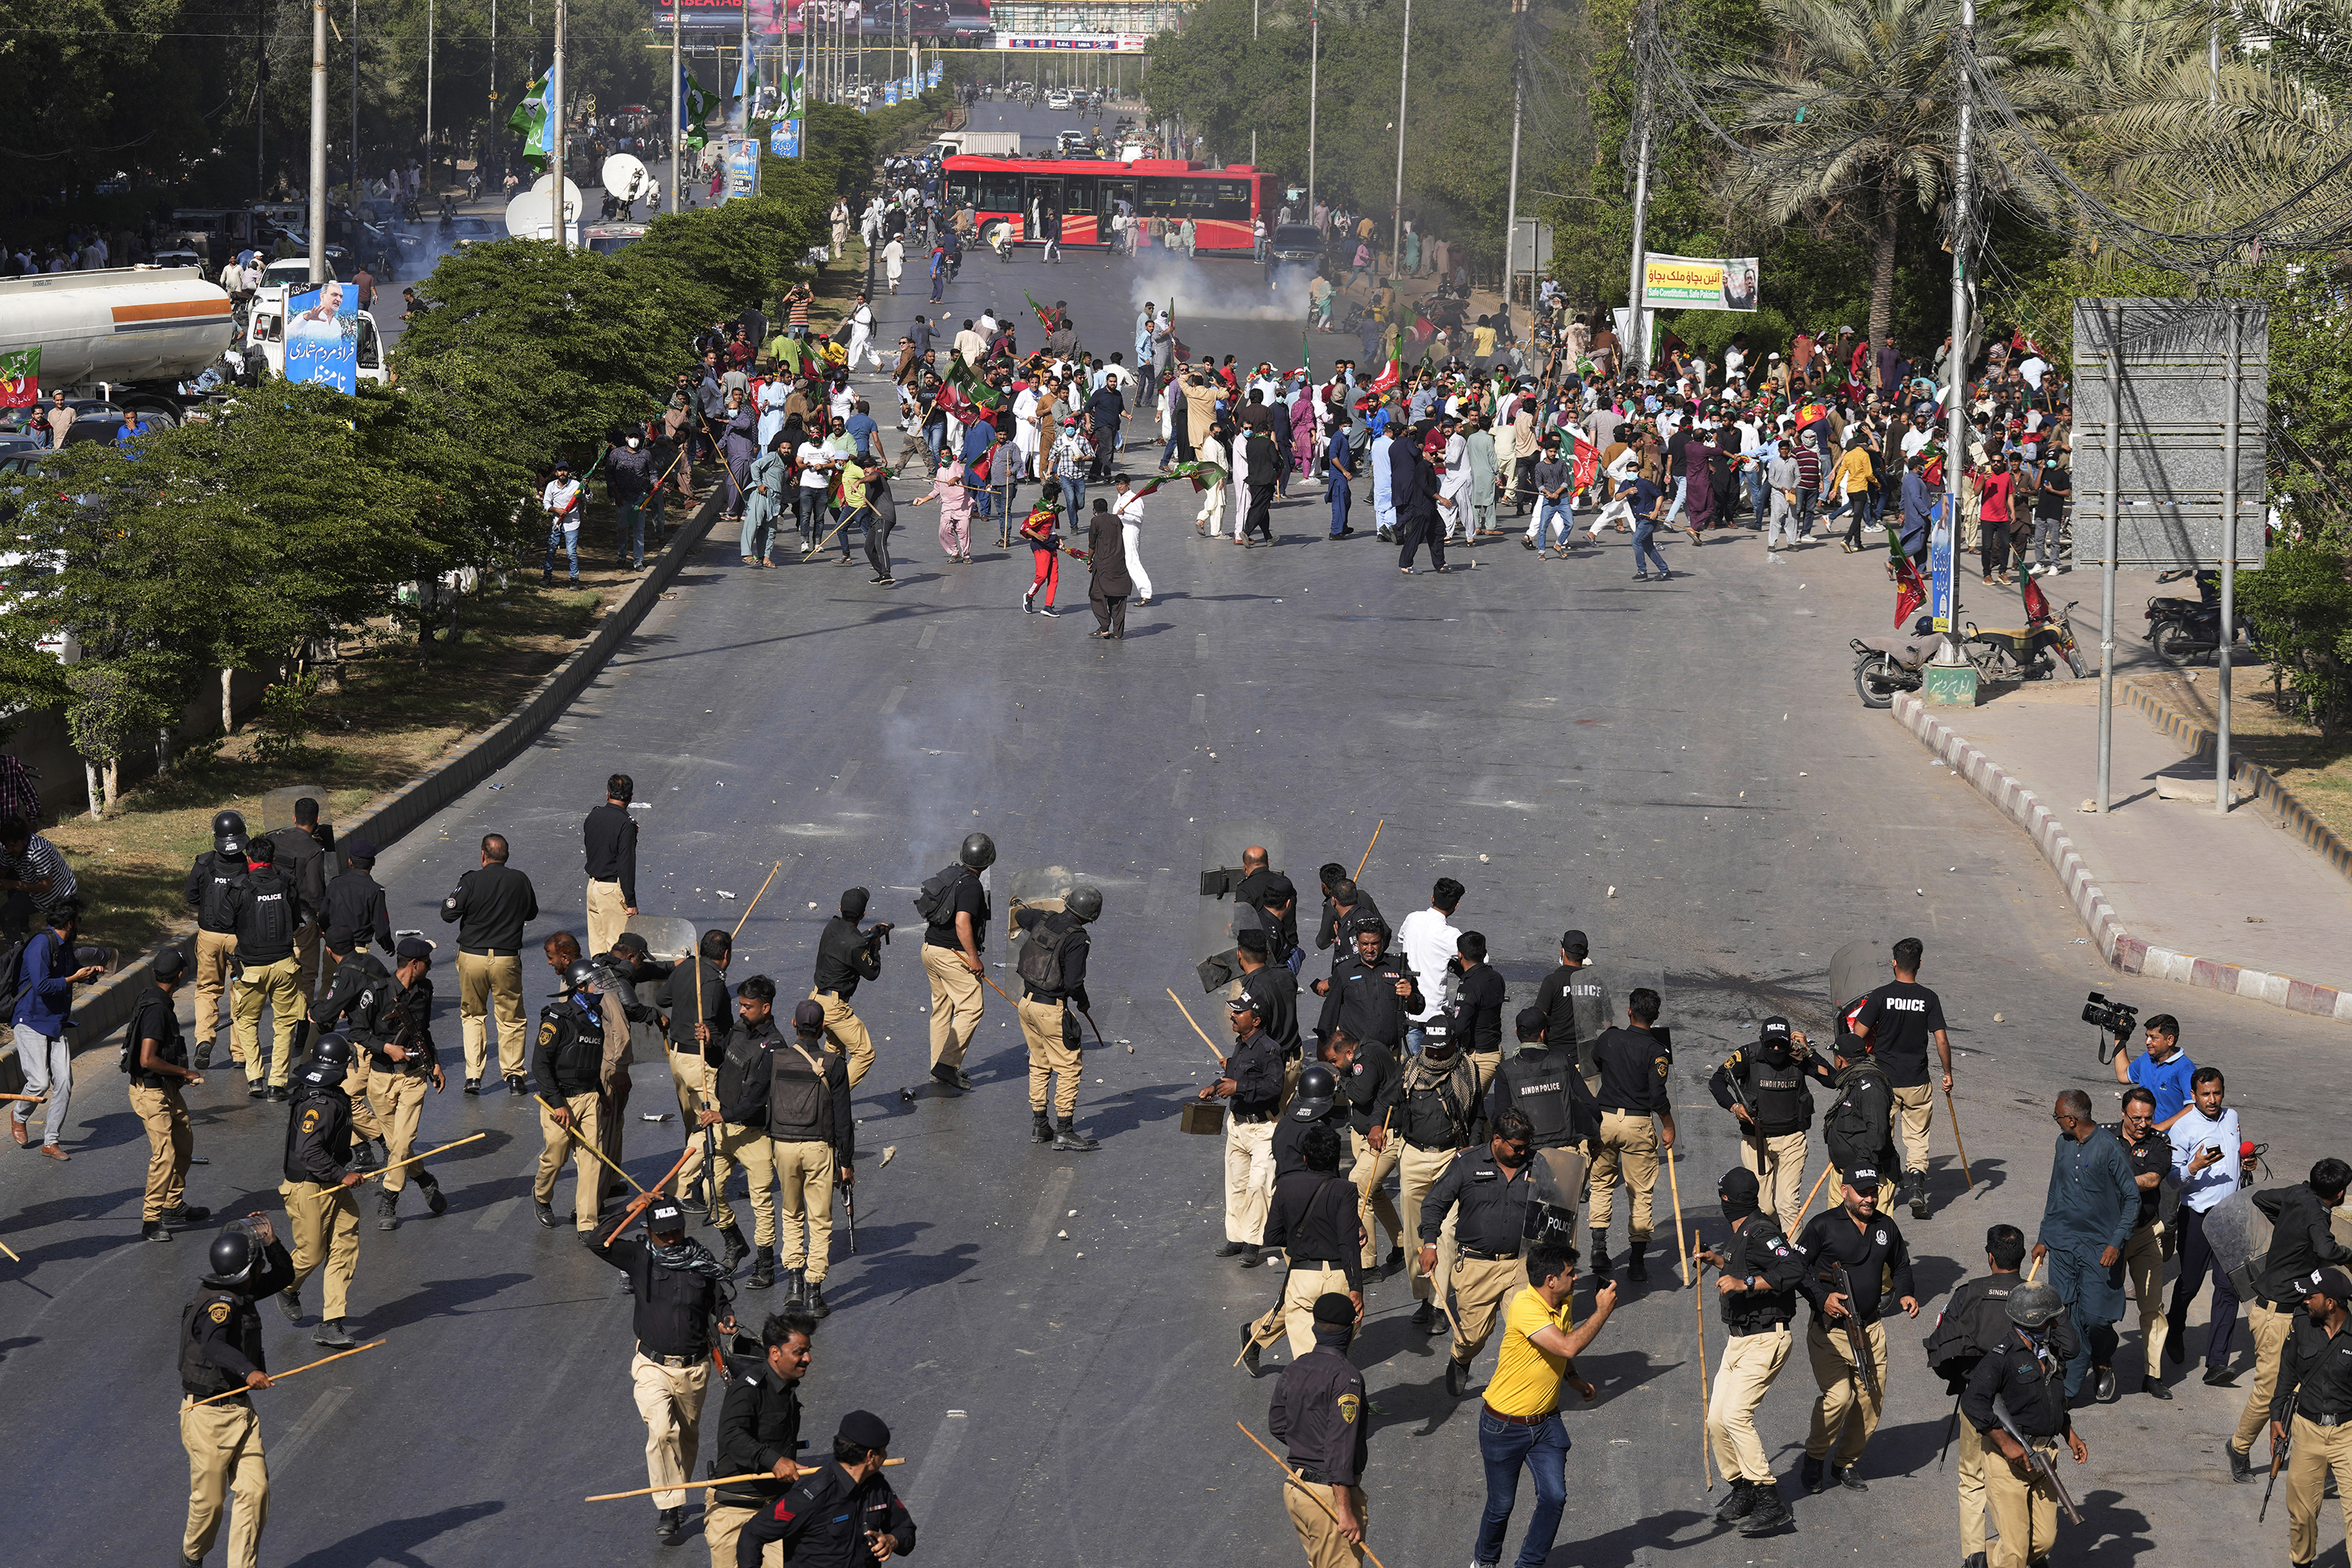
1166,988,1228,1069
731,861,784,938
1236,1422,1389,1568
585,1457,905,1502
355,1132,486,1185
188,1340,385,1407
1352,819,1385,882
1944,1087,1976,1192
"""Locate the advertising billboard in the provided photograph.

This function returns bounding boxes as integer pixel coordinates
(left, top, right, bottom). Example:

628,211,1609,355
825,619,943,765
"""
285,283,358,394
1639,253,1759,312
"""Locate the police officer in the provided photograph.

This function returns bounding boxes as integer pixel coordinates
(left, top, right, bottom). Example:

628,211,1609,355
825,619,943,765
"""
179,1218,296,1568
439,833,540,1096
1587,988,1675,1283
1236,927,1301,1054
1795,1167,1919,1493
317,836,394,974
266,797,332,1003
1206,993,1283,1265
1962,1280,2087,1568
920,832,996,1091
809,887,889,1087
1488,1007,1599,1153
182,810,249,1069
735,1410,916,1565
275,1035,364,1348
769,997,854,1316
1708,1017,1817,1233
655,930,734,1208
2270,1265,2352,1568
1820,1032,1896,1193
1421,1108,1537,1398
706,1309,818,1568
591,1195,739,1548
131,948,210,1243
1449,931,1508,1094
1394,1020,1485,1330
228,835,309,1099
1312,870,1385,962
1923,1225,2074,1568
1267,1293,1373,1566
314,936,445,1230
2231,1160,2352,1483
1695,1167,1806,1537
1530,928,1593,1076
1273,1062,1351,1182
1312,918,1422,1056
534,959,611,1234
1323,1029,1406,1275
1014,884,1103,1152
701,978,783,1286
1243,1123,1366,1374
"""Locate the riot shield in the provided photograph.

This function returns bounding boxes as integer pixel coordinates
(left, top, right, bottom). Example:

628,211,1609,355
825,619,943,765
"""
2204,1187,2274,1305
1569,964,1666,1080
1524,1147,1589,1246
1004,865,1077,940
1198,821,1286,901
621,915,699,966
1828,939,1880,1031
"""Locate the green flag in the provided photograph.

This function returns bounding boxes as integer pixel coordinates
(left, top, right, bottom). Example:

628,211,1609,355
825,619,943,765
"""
506,74,551,172
1129,460,1226,499
0,347,37,411
683,71,717,151
782,71,805,122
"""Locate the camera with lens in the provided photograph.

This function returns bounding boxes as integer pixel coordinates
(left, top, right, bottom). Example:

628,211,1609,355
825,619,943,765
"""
2083,991,2139,1063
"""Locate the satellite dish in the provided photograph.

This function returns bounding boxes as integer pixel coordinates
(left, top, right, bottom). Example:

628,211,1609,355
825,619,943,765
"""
527,173,586,223
503,191,580,240
601,152,649,205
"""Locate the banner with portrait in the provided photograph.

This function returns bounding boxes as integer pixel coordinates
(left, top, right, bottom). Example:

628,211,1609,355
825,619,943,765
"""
285,283,358,393
1640,253,1760,312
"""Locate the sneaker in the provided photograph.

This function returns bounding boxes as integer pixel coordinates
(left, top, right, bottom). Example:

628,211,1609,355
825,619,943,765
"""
1037,605,1058,617
1022,593,1036,614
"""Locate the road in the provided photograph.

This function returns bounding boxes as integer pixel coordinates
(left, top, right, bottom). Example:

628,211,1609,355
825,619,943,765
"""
5,102,2322,1568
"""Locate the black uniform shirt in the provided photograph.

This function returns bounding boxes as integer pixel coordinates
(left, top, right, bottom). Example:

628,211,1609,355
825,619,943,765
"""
811,916,882,1000
1316,951,1421,1051
1530,962,1587,1069
655,960,734,1068
1334,1043,1401,1135
2107,1122,2173,1232
2256,1186,2352,1305
1924,1270,2082,1392
922,866,989,953
736,1461,915,1568
1240,960,1301,1052
267,825,330,913
1395,1054,1485,1152
281,1083,354,1186
1963,1329,2073,1439
440,862,539,954
1272,1105,1352,1180
534,996,607,1096
1853,979,1945,1089
713,1364,804,1506
1420,1145,1530,1253
1592,1025,1672,1115
1234,866,1300,954
1454,963,1506,1056
582,802,639,907
1795,1206,1917,1326
1013,907,1091,1009
319,867,394,956
1316,890,1385,953
128,988,187,1089
1708,1047,1815,1137
185,851,247,934
1269,1345,1370,1486
2273,1312,2352,1425
183,1240,296,1396
1263,1170,1366,1290
1486,1046,1599,1150
593,1231,729,1359
1227,1027,1282,1117
1717,1214,1806,1331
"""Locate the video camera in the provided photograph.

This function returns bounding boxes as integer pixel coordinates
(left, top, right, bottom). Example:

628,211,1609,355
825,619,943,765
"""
2083,990,2139,1063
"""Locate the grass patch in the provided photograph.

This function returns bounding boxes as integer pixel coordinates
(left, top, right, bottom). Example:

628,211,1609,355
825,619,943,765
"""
2143,664,2352,845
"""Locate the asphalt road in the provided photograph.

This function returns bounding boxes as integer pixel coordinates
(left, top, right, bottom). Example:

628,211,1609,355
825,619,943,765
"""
5,103,2333,1568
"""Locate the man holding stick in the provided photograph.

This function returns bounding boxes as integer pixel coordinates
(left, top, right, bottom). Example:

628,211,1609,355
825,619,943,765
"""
130,948,210,1243
706,1309,818,1568
533,960,614,1234
735,1410,915,1566
314,936,446,1231
1795,1167,1919,1494
1696,1167,1806,1537
1205,993,1283,1264
1268,1293,1374,1567
275,1036,365,1349
655,930,734,1210
809,887,888,1088
179,1218,296,1568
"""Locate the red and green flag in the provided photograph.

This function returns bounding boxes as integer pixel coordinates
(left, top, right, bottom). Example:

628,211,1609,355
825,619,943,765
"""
1127,460,1227,499
1024,291,1058,333
0,348,36,409
1889,509,1929,628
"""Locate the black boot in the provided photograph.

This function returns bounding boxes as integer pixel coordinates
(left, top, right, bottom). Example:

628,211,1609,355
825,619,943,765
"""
749,1246,776,1290
1713,1477,1755,1524
655,1507,684,1545
718,1223,750,1272
142,1220,171,1243
419,1171,448,1215
1907,1171,1929,1219
1051,1116,1100,1152
313,1316,357,1349
1588,1229,1611,1279
377,1189,399,1231
349,1139,376,1174
1626,1236,1650,1283
2229,1443,2254,1483
1739,1483,1792,1535
806,1280,829,1318
1031,1110,1054,1145
782,1266,806,1309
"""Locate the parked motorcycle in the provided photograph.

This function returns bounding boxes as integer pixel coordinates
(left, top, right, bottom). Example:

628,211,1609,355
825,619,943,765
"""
1852,576,2086,708
2144,567,2248,664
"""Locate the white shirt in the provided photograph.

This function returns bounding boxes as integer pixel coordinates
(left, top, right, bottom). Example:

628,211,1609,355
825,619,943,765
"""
2018,355,2048,390
1396,907,1460,1022
1900,426,1934,460
2169,1105,2242,1214
542,477,582,524
797,440,834,488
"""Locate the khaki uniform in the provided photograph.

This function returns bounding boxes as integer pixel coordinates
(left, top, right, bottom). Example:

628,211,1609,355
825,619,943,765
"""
703,1501,784,1568
2234,1301,2299,1455
1805,1316,1889,1466
535,1091,604,1231
2120,1219,2167,1376
1740,1128,1809,1236
278,1179,360,1322
668,1047,713,1188
630,1350,709,1510
180,1396,269,1568
1890,1082,1933,1175
1018,996,1083,1117
585,878,629,963
1225,1117,1276,1246
130,1081,193,1221
775,1140,837,1281
1397,1142,1459,1305
712,1120,780,1247
456,950,527,1080
231,956,305,1088
922,945,983,1070
1463,1049,1501,1098
364,1065,430,1195
1956,1406,1990,1560
1707,1327,1792,1483
1283,1479,1370,1568
191,928,239,1048
1350,1130,1403,1269
291,920,322,1006
2285,1410,2352,1566
1590,1109,1659,1238
808,988,875,1087
1249,1262,1354,1359
1446,1253,1523,1367
1979,1428,2062,1568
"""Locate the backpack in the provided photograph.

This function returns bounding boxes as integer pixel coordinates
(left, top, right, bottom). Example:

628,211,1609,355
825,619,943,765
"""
1016,917,1077,994
913,865,964,925
1823,1063,1891,1171
767,1043,833,1139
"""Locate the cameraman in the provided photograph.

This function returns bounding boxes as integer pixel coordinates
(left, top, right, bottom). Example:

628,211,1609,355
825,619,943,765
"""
2110,1012,2195,1128
809,887,888,1088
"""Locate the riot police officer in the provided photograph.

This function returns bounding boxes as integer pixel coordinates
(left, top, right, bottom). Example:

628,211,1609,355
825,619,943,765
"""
181,810,249,1070
1696,1167,1807,1536
1014,884,1103,1152
809,887,888,1087
276,1035,364,1348
1488,1007,1599,1153
314,936,446,1229
131,949,209,1242
1924,1225,2072,1568
534,959,612,1234
1708,1017,1819,1233
1962,1280,2087,1568
180,1218,296,1568
228,836,310,1100
1272,1062,1351,1182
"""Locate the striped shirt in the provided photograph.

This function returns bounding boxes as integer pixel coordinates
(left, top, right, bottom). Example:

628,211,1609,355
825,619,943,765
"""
0,833,74,912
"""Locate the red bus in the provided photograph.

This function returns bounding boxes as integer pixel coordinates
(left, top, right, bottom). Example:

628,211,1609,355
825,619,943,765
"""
940,155,1277,253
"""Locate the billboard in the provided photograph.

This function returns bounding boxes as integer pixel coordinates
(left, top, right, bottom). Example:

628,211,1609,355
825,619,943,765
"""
652,0,973,36
285,283,358,394
996,31,1148,49
724,136,763,199
1639,252,1759,311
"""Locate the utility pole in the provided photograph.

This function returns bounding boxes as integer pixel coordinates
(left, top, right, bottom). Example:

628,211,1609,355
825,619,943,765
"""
1502,0,1525,308
489,0,498,198
1624,0,1653,367
550,0,566,249
1306,1,1319,212
670,0,681,207
1940,0,1975,662
309,0,328,283
350,0,360,228
1388,0,1411,279
255,0,268,204
426,0,435,192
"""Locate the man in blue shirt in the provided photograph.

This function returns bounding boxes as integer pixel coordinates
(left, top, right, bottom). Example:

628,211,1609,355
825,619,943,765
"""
10,898,103,1158
2033,1088,2142,1401
114,408,146,450
2113,1013,2195,1127
844,401,880,462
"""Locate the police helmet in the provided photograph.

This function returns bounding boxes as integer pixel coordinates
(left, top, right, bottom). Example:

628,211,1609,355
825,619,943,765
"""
207,1225,260,1287
960,832,997,871
564,958,602,993
1065,885,1103,923
212,809,247,855
2005,1280,2065,1329
311,1033,354,1068
1291,1063,1338,1119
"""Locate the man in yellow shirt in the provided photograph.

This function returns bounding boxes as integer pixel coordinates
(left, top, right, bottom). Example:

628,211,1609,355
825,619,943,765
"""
1475,1242,1620,1568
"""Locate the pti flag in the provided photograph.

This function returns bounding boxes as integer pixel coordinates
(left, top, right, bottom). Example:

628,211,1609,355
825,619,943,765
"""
681,65,717,149
0,348,36,410
506,74,552,172
1127,461,1227,499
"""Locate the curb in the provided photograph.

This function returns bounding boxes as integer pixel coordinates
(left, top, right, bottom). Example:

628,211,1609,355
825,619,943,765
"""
0,488,724,1094
1889,692,2352,1025
2122,680,2352,891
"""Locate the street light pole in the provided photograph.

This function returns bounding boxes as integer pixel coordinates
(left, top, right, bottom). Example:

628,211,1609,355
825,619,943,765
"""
550,0,566,249
1502,0,1525,307
1388,0,1410,279
1306,2,1318,214
310,0,328,283
426,0,435,193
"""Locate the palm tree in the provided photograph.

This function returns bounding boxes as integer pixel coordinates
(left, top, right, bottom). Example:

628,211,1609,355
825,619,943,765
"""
1703,0,2059,349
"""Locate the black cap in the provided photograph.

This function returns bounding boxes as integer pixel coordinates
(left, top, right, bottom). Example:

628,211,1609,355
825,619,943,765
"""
838,1410,892,1450
648,1199,684,1230
1845,1165,1882,1190
1559,929,1589,958
1515,1006,1548,1042
1227,995,1260,1016
2301,1267,2352,1304
792,998,827,1033
394,936,434,962
1261,873,1296,904
343,837,376,859
153,946,188,982
1719,1167,1762,1207
1312,1293,1355,1327
1759,1016,1791,1044
840,887,870,921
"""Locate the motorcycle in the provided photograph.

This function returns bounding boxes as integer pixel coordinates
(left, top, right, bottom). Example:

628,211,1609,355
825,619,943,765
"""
2144,567,2248,664
1852,576,2086,708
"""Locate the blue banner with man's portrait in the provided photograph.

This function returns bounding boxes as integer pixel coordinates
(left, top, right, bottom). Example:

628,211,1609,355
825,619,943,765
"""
285,283,358,393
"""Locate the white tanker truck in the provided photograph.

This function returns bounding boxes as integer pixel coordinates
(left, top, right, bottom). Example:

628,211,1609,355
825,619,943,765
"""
0,265,237,426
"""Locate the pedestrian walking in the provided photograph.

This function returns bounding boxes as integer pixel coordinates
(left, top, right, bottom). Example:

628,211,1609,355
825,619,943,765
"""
1473,1242,1619,1568
9,898,101,1158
